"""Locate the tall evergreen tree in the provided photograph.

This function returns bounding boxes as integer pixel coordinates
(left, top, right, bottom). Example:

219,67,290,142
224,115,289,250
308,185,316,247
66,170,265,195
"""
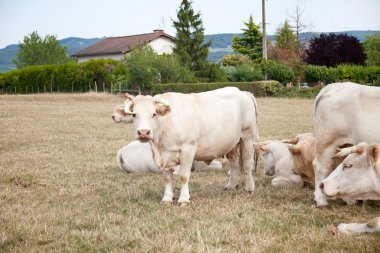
232,15,263,61
275,20,297,50
363,35,380,66
172,0,211,72
13,31,71,69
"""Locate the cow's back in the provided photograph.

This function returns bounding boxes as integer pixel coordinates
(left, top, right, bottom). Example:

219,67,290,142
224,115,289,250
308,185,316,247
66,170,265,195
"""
314,82,380,146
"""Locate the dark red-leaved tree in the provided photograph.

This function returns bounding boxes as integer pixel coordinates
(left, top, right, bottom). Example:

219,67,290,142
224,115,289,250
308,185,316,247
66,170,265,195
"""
305,33,365,67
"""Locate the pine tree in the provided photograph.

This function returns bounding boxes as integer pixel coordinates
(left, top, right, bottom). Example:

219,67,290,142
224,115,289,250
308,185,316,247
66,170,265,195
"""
232,15,263,61
172,0,211,72
275,20,297,50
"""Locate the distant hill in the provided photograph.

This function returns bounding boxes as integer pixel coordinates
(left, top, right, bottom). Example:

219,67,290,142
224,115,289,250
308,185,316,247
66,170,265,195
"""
1,30,379,72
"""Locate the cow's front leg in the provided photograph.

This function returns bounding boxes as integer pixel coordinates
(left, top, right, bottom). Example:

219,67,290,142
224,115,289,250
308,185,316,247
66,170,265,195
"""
177,146,196,206
313,152,334,207
162,170,174,204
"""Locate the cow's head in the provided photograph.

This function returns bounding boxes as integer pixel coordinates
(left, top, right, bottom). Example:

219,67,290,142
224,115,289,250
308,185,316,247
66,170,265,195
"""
123,93,171,141
255,141,276,176
320,142,380,200
112,94,135,123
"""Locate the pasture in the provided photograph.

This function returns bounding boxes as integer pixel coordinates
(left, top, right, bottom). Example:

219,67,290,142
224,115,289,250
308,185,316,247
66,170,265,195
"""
0,93,379,252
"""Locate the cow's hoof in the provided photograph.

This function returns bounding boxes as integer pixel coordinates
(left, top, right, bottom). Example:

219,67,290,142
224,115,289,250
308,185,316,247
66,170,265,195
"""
315,204,330,210
343,199,357,206
178,202,190,207
224,184,239,191
327,224,339,235
161,201,173,206
245,186,254,193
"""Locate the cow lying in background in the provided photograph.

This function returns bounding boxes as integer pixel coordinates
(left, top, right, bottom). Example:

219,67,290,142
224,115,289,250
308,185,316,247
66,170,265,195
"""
255,140,304,187
116,140,223,173
255,133,315,187
320,142,380,234
282,133,315,186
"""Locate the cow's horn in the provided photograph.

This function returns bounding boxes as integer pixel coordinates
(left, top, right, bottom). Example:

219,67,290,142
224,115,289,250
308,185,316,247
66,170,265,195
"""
334,145,365,158
281,137,299,144
124,93,135,101
155,97,170,107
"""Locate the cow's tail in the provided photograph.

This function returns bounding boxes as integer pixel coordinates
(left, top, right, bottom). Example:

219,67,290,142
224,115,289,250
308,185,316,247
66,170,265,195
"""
116,147,127,171
242,91,260,174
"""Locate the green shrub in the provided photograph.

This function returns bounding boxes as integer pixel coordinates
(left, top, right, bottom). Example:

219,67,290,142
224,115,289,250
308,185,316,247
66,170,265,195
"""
221,65,263,82
303,64,380,85
266,61,295,84
0,59,127,94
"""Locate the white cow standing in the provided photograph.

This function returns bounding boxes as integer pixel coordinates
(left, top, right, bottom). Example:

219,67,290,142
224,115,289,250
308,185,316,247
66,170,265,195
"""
123,87,259,205
313,82,380,207
321,142,380,234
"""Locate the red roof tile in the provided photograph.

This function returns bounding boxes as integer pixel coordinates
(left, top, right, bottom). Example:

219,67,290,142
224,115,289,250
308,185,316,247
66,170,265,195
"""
72,31,174,57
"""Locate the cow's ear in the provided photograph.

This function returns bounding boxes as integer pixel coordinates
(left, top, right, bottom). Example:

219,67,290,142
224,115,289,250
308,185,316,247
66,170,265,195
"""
255,143,268,153
155,98,171,116
116,106,126,116
288,145,300,154
367,145,379,168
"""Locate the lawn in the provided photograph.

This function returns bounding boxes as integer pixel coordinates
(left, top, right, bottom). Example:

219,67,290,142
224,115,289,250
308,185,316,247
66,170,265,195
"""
0,93,379,252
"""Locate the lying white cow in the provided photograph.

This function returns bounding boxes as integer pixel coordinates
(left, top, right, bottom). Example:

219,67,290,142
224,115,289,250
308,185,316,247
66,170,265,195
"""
321,142,380,234
122,87,259,205
313,82,380,207
282,133,315,186
255,141,304,187
116,141,223,173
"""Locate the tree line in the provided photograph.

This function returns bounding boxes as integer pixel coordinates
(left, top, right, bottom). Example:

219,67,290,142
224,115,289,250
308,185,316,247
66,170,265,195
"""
1,0,380,94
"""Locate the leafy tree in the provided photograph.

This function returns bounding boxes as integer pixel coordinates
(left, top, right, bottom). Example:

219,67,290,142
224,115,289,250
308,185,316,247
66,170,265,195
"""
275,20,297,50
363,35,380,66
306,33,365,67
13,31,71,68
232,15,263,62
172,0,211,73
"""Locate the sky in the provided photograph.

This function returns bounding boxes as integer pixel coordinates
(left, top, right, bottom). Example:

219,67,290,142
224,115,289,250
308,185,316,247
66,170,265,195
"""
0,0,379,48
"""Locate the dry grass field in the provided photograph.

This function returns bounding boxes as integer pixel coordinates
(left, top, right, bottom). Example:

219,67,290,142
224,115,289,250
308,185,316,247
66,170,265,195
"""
0,93,379,252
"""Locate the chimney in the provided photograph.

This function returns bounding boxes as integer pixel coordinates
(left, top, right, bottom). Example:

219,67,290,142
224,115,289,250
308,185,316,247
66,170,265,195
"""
153,29,163,33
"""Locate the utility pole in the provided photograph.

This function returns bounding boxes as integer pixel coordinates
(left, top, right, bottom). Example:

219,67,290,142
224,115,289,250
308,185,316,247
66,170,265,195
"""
262,0,268,79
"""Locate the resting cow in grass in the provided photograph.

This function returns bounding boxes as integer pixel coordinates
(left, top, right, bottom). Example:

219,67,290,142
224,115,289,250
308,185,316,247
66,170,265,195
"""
116,141,223,173
320,142,380,234
313,82,380,207
122,87,259,206
255,133,315,187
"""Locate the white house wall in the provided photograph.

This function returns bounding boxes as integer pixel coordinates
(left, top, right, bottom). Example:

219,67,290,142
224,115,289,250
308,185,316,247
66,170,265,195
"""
77,54,125,63
148,37,175,55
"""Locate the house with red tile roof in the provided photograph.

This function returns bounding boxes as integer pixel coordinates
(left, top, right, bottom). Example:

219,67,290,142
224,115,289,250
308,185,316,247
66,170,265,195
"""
72,30,175,62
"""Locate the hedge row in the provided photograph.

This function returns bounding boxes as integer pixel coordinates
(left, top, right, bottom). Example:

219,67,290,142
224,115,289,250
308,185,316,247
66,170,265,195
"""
303,65,380,85
0,59,127,94
151,81,283,97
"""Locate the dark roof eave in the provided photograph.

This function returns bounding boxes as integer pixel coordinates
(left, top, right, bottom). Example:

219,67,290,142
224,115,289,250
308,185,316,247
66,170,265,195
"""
71,51,129,57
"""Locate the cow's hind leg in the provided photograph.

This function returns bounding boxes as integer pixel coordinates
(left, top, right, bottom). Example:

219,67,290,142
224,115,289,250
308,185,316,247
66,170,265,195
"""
224,144,240,190
240,138,255,193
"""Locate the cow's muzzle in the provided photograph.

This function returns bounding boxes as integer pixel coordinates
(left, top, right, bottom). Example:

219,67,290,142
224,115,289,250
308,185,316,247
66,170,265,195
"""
137,129,151,140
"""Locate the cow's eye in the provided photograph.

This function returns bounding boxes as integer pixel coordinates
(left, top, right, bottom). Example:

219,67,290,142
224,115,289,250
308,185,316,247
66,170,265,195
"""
152,113,157,118
343,164,352,171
